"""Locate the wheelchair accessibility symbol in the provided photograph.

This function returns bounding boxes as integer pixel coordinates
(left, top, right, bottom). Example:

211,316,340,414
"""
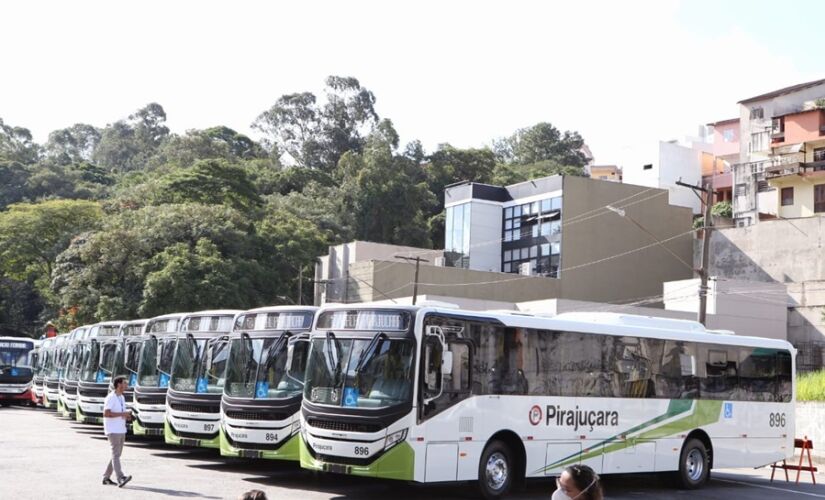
724,402,733,419
343,387,359,407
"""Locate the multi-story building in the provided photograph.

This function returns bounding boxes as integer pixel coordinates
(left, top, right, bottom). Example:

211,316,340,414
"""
443,175,694,303
733,78,825,226
314,175,693,308
621,139,708,214
704,118,740,205
764,107,825,218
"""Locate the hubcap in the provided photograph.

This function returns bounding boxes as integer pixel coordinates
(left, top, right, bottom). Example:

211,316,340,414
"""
485,452,509,491
686,448,704,481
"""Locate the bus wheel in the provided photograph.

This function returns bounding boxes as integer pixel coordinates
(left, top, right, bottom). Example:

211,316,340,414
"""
478,440,513,500
678,438,709,489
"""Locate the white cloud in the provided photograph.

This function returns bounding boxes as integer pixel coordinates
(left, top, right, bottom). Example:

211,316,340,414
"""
0,0,814,170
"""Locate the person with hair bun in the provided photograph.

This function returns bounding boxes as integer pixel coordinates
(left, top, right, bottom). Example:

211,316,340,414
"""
552,464,603,500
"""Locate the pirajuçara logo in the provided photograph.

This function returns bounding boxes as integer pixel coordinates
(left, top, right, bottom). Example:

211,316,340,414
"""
528,405,543,426
542,405,619,432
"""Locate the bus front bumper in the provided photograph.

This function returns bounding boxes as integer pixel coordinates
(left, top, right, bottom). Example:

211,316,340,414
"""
164,416,220,449
299,435,414,481
220,424,301,460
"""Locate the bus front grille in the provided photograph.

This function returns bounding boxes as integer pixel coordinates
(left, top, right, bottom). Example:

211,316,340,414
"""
225,410,289,421
169,402,219,414
306,418,380,433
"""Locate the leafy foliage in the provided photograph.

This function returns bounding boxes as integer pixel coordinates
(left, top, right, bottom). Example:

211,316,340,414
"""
0,76,590,335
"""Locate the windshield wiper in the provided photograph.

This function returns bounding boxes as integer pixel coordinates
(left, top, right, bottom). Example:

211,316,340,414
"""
323,331,339,378
354,332,386,374
152,335,172,377
261,331,292,372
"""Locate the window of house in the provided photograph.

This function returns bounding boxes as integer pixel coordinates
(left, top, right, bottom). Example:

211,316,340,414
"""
723,129,735,143
643,164,653,170
771,117,784,135
750,132,768,153
781,187,794,206
750,107,764,120
814,148,825,162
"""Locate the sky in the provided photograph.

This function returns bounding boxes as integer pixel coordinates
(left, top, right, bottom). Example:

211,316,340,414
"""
1,0,823,169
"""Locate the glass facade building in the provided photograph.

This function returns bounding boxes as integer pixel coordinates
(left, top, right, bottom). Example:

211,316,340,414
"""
444,202,471,268
501,196,562,277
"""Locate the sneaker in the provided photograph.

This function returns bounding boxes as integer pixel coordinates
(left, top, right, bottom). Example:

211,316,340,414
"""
102,478,116,486
118,475,132,488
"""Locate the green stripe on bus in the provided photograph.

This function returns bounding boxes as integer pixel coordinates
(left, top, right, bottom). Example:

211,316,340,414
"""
536,399,722,474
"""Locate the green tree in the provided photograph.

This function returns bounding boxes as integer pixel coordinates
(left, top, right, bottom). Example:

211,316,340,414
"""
154,126,266,168
0,277,44,336
253,76,378,172
0,200,103,295
93,103,170,172
148,159,262,212
425,144,497,206
338,121,436,247
491,159,585,185
0,118,39,164
494,122,589,168
139,239,252,316
0,160,30,210
43,124,101,165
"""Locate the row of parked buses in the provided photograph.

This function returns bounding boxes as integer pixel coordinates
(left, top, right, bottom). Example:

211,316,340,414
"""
19,303,798,499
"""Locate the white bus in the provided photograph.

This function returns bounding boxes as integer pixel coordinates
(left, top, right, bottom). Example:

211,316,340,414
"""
220,306,317,460
56,327,89,415
164,310,241,449
32,337,53,405
0,337,37,406
76,321,124,424
132,313,187,437
41,334,67,409
300,305,795,499
114,320,147,421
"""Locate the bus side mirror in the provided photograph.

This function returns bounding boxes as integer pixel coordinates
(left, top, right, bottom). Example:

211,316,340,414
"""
441,351,453,376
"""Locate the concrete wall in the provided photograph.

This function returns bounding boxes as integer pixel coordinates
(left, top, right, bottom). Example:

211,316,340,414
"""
664,278,788,340
345,260,562,305
796,402,825,467
560,176,694,304
707,218,825,343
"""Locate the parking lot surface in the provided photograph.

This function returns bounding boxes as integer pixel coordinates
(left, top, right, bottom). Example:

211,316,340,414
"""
1,406,822,499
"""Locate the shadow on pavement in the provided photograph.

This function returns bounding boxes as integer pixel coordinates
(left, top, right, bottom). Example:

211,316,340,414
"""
125,485,222,498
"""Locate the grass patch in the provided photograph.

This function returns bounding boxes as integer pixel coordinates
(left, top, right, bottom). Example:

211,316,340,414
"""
797,370,825,401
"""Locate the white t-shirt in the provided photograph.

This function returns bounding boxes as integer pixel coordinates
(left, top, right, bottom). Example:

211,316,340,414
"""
103,392,128,435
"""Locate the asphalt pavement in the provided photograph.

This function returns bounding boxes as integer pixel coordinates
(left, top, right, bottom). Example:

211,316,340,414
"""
1,405,822,499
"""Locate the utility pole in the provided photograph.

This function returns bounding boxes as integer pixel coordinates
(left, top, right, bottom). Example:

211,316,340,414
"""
676,175,715,325
395,255,429,305
297,265,303,305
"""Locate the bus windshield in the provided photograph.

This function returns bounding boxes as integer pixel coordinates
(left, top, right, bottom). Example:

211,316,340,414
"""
170,337,207,393
98,342,123,383
170,337,230,394
304,335,414,409
224,336,309,400
79,342,101,382
137,337,177,387
67,344,87,381
0,340,34,379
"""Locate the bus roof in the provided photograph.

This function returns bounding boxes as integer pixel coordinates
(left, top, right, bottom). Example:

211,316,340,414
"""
315,304,793,351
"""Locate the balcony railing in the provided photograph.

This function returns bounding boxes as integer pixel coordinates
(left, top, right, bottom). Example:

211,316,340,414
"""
765,159,825,180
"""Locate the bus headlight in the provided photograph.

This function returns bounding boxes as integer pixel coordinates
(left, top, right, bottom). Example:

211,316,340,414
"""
384,428,408,450
291,420,301,435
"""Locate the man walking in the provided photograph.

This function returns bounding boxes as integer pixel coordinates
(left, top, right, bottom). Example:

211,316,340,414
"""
102,375,132,487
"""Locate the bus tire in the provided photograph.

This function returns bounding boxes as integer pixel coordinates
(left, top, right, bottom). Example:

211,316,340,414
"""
678,438,709,489
478,440,513,500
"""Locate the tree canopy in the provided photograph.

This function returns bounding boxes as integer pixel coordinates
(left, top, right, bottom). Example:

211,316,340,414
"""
0,76,590,336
